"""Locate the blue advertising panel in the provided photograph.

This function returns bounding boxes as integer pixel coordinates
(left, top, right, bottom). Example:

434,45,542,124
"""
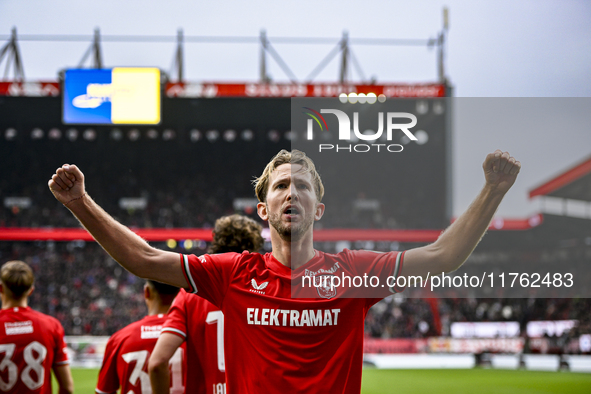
63,69,112,124
63,68,160,124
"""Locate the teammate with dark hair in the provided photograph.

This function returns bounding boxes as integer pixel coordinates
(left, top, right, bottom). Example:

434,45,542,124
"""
148,214,263,394
0,260,73,394
50,149,520,393
95,280,181,394
209,214,264,254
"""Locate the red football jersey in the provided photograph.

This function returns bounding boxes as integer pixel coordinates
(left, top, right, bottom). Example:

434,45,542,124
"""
162,289,226,394
180,249,404,394
0,306,69,394
96,314,185,394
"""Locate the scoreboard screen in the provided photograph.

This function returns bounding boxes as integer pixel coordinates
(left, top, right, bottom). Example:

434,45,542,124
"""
63,68,161,125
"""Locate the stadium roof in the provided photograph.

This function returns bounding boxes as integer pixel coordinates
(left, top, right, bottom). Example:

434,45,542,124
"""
529,154,591,202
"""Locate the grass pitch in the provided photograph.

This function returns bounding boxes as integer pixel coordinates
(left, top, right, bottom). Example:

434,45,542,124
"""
56,367,591,393
361,368,591,394
52,368,99,392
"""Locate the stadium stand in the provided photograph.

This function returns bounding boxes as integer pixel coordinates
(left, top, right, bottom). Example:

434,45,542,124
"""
1,92,590,358
1,239,589,354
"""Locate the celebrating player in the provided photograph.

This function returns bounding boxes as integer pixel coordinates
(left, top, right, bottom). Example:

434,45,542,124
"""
95,280,182,394
0,260,73,394
148,214,264,394
49,149,521,393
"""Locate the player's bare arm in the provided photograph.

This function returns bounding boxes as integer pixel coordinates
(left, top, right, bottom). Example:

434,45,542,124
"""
402,150,521,278
148,332,185,394
48,164,188,288
53,364,74,394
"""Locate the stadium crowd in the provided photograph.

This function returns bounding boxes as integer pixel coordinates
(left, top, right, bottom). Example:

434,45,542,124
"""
0,138,443,230
1,143,589,361
0,181,433,230
1,240,589,351
0,173,237,229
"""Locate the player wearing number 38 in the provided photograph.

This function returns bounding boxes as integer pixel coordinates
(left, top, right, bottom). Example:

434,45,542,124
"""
0,260,74,394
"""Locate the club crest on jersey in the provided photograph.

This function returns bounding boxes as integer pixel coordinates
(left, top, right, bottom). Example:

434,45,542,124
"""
314,274,337,299
250,279,269,295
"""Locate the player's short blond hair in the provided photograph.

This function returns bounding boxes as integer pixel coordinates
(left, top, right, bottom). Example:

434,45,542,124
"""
253,149,324,203
1,260,34,299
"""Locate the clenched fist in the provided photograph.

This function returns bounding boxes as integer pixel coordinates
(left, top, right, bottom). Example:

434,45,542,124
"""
483,150,521,195
48,164,86,207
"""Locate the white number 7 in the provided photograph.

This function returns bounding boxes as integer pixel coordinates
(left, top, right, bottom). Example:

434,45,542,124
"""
206,311,225,372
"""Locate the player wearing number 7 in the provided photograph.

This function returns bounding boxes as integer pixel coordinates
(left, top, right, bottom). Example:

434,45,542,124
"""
148,215,264,394
0,260,73,394
95,281,183,394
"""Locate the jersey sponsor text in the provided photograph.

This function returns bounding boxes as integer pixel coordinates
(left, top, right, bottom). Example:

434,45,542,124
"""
246,308,340,327
4,321,34,335
140,325,162,339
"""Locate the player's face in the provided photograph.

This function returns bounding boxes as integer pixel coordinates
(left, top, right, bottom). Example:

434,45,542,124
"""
258,163,324,242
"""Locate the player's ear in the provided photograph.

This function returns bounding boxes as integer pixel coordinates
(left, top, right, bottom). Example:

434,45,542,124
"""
144,283,151,300
26,285,34,297
314,202,325,221
0,284,4,294
257,202,269,221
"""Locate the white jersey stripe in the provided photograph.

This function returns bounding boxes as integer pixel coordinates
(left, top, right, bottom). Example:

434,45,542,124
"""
183,254,198,294
393,252,402,279
389,252,403,294
161,327,187,338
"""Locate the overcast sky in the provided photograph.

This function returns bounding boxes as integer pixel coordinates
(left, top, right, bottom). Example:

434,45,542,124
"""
2,0,591,218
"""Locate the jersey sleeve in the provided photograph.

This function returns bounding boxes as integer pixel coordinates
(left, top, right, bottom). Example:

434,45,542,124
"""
161,291,188,339
95,334,121,394
52,320,70,366
346,249,406,293
180,252,242,307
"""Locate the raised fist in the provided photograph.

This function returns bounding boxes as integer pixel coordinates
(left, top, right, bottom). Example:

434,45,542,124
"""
48,164,86,206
